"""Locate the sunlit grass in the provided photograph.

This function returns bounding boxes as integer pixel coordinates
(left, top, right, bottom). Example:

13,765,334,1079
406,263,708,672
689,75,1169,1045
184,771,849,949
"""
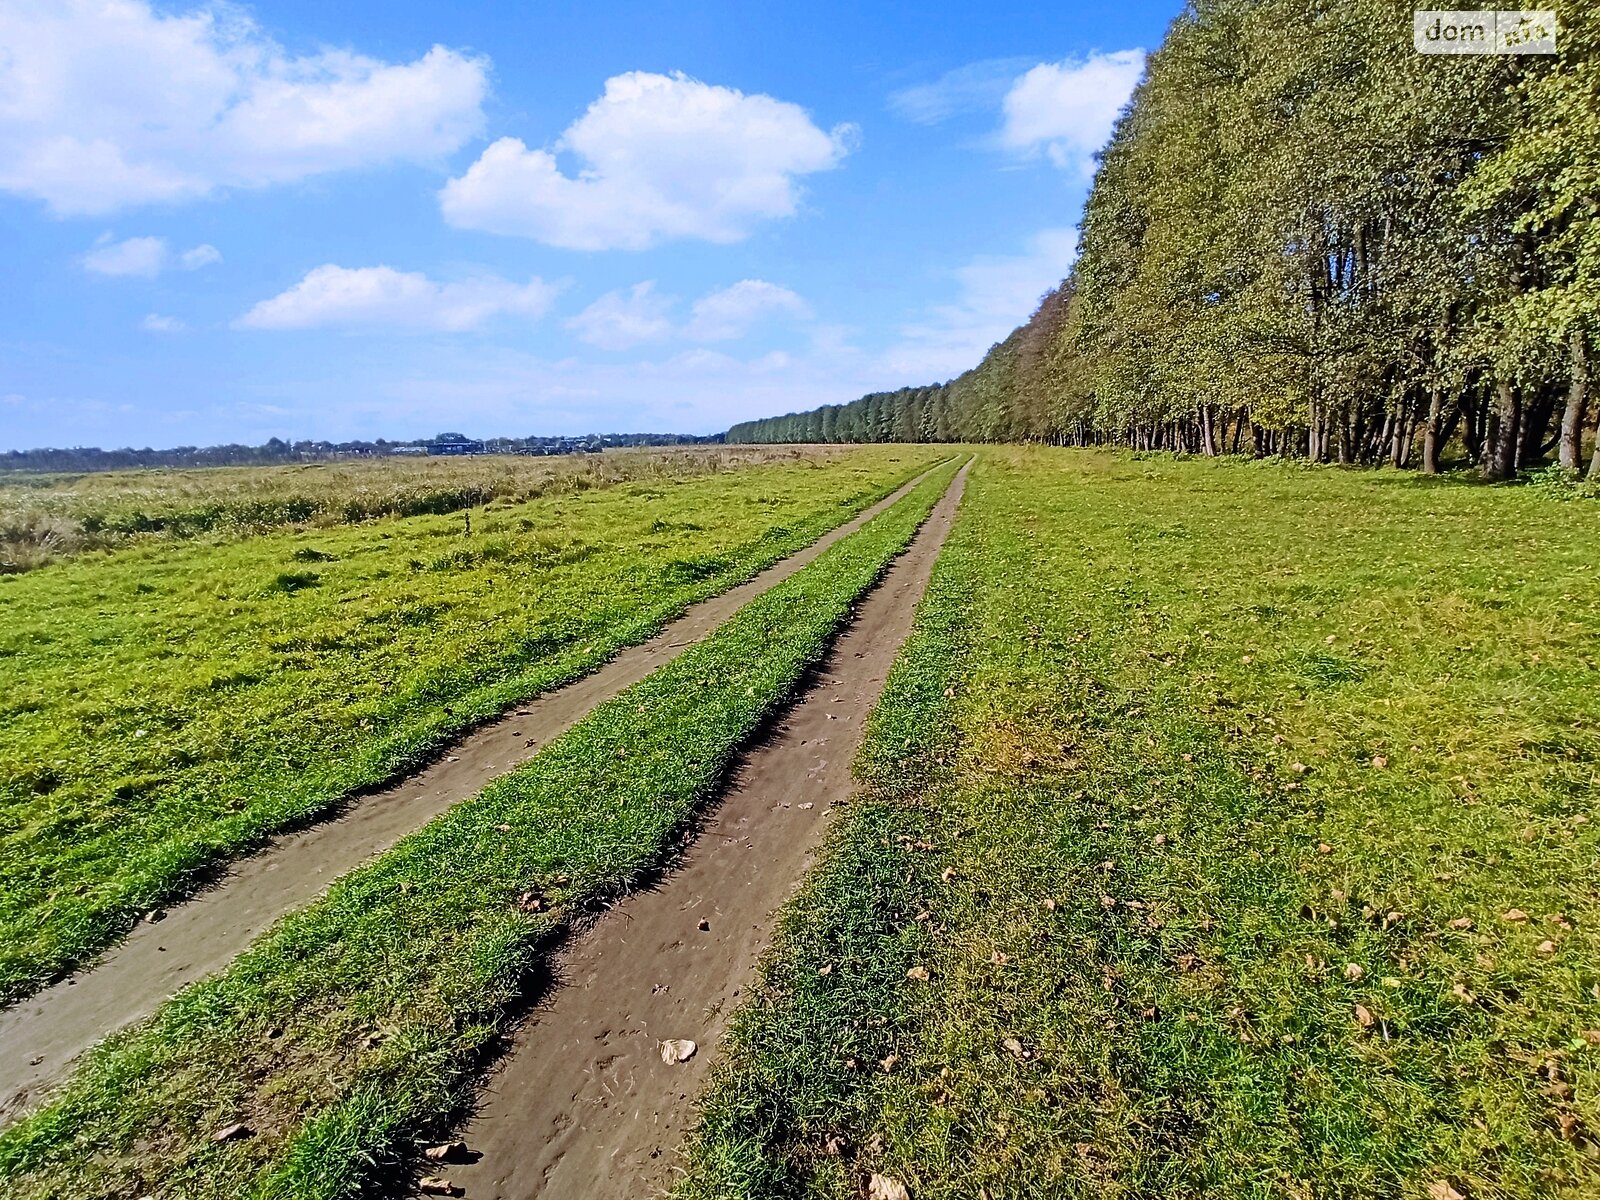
0,445,854,571
0,460,963,1200
0,446,938,1002
682,447,1600,1200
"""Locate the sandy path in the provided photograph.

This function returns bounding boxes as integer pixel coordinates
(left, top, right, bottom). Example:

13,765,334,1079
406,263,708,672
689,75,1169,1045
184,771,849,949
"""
428,462,968,1200
0,467,945,1124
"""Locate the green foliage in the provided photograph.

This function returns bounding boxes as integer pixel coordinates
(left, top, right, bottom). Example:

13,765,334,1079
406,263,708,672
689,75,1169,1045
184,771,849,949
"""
680,447,1600,1199
730,1,1598,480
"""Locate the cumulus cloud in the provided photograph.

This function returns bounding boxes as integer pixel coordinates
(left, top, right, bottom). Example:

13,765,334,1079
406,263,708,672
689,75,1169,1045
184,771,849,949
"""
567,278,812,350
685,280,810,342
1000,50,1145,173
81,234,167,277
565,282,676,351
236,265,559,332
140,313,186,332
0,0,489,215
887,57,1035,125
440,71,854,250
881,227,1079,380
80,233,223,276
180,243,222,268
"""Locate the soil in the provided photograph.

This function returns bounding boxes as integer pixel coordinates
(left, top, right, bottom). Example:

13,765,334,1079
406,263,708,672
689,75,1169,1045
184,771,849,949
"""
426,462,968,1199
0,466,944,1124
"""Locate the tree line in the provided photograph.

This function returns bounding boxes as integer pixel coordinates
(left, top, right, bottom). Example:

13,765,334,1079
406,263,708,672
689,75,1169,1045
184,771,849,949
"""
1,433,716,474
728,0,1598,482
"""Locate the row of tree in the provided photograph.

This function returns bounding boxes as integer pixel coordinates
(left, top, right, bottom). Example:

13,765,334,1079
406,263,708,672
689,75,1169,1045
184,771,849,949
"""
1,433,715,474
728,0,1598,481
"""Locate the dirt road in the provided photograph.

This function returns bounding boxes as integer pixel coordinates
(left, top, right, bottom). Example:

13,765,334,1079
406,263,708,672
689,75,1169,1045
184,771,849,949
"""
428,462,968,1199
0,466,945,1124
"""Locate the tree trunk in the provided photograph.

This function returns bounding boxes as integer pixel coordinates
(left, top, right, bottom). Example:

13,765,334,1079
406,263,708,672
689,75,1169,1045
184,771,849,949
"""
1559,331,1590,471
1483,378,1521,481
1422,379,1444,474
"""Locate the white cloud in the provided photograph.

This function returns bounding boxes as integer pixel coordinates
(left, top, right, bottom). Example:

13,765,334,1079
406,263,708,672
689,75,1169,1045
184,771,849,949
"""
81,233,166,277
80,233,223,276
887,57,1035,125
881,227,1079,380
180,243,221,269
235,265,559,332
440,71,854,250
141,313,186,332
565,282,676,351
685,280,810,342
1000,50,1145,173
0,0,488,215
567,278,812,350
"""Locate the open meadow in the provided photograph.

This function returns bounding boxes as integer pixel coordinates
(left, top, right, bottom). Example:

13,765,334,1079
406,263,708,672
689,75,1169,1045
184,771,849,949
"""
683,448,1600,1200
1,448,1596,1200
0,444,938,1002
0,446,855,573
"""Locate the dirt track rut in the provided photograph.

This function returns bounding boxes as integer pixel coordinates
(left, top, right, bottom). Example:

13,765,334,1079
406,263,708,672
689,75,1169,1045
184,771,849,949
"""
427,461,968,1199
0,467,943,1124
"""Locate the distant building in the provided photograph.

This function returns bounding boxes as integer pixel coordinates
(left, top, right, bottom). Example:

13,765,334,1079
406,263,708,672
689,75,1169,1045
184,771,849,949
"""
425,433,485,456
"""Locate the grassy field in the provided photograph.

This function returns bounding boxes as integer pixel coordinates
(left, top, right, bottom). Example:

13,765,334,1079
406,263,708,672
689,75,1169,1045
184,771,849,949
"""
0,446,849,572
0,459,963,1200
0,445,937,1002
682,448,1600,1200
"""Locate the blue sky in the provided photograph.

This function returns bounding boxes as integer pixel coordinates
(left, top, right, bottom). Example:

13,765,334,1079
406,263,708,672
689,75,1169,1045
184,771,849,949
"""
0,0,1175,450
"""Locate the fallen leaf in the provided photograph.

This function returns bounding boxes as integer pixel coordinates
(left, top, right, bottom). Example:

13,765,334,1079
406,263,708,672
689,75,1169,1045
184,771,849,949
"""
1002,1037,1030,1061
879,1053,899,1073
1316,842,1333,855
419,1179,461,1197
660,1039,698,1065
1537,940,1557,954
1426,1182,1465,1200
1344,963,1365,982
906,966,930,982
1502,909,1530,923
1371,756,1389,769
818,963,834,975
211,1122,251,1143
867,1174,910,1200
423,1142,469,1163
1041,898,1057,912
1448,917,1474,930
1353,1003,1376,1028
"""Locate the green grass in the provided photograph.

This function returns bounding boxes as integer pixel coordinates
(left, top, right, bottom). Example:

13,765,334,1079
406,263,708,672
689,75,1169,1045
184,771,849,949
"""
0,458,963,1200
0,445,939,1003
680,448,1600,1200
0,445,852,570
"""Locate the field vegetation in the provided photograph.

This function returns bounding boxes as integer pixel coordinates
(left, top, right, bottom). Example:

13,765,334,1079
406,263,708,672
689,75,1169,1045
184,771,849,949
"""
0,460,962,1200
0,445,847,573
682,447,1600,1200
0,445,935,1002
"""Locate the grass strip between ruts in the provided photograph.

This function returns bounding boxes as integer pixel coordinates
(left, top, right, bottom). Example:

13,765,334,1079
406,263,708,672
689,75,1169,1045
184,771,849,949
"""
0,447,937,1004
0,457,961,1200
676,446,1600,1200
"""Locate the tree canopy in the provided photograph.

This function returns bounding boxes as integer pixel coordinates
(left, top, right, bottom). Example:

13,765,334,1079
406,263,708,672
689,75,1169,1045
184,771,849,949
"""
728,0,1597,481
